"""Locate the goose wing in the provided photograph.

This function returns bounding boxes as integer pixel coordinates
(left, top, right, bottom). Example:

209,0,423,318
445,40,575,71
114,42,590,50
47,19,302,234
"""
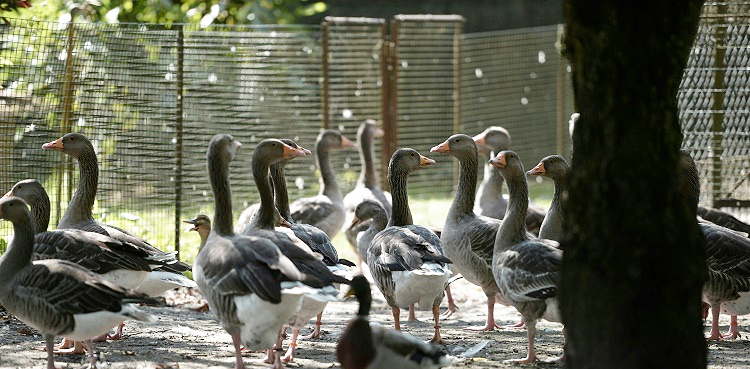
498,240,561,302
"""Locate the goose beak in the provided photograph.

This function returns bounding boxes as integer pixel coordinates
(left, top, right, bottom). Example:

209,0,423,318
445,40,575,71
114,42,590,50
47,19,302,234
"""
282,143,308,159
183,219,200,232
42,137,64,151
300,146,312,156
340,135,356,148
419,155,436,167
527,162,546,176
2,189,12,199
472,132,491,149
349,214,362,229
375,128,385,138
489,153,507,169
430,140,450,154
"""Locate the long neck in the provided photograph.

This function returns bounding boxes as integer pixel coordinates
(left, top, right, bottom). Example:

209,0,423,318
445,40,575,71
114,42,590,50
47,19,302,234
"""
271,162,292,221
208,152,234,235
496,174,529,251
358,131,378,188
550,173,568,215
30,196,51,234
317,146,342,201
59,152,98,227
388,168,413,227
252,158,277,229
450,152,479,215
0,216,35,286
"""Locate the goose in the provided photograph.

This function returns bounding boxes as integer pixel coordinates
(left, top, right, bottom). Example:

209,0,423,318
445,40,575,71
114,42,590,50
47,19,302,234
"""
337,275,456,369
4,178,175,351
349,200,389,266
490,150,564,363
242,138,350,366
343,120,392,259
41,133,196,297
197,133,333,369
697,205,750,237
263,138,353,363
430,134,509,329
527,155,570,242
0,196,156,369
367,148,452,343
184,214,211,250
289,130,355,238
473,127,546,235
679,152,750,340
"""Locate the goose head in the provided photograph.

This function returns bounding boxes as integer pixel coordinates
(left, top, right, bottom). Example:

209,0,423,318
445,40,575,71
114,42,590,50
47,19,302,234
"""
473,126,511,153
430,133,477,160
4,179,46,203
350,200,387,229
0,197,31,224
42,132,95,159
317,129,355,151
388,148,435,176
527,155,569,180
490,150,525,179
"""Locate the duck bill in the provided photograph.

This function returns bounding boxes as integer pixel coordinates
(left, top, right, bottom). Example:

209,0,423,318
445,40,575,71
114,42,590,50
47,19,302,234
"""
527,162,546,176
340,135,356,148
282,143,308,159
489,153,507,169
183,219,199,232
419,155,436,167
429,140,450,154
42,137,64,151
472,132,491,149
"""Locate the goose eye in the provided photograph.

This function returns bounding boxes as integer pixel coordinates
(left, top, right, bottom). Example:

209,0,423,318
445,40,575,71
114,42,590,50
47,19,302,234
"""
454,138,460,143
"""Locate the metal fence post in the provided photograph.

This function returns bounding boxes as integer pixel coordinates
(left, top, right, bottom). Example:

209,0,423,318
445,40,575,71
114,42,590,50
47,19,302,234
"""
174,24,185,260
382,19,400,190
711,3,727,206
321,20,330,130
555,24,566,156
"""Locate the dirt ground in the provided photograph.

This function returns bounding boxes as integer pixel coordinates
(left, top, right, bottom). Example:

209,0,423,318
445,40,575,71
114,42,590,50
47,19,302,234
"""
0,278,748,369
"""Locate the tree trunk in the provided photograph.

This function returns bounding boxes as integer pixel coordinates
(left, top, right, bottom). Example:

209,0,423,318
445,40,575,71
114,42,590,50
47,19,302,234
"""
561,1,707,368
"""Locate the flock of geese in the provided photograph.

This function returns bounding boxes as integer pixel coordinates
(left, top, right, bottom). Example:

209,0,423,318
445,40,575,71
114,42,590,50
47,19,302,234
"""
1,118,750,369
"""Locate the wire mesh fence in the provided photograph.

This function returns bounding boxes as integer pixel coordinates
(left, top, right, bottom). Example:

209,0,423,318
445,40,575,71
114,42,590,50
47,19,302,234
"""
680,1,750,215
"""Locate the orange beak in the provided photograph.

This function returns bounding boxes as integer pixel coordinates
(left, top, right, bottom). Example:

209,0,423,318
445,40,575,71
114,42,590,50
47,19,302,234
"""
419,155,436,167
430,140,450,154
472,132,490,149
282,143,308,159
527,162,546,176
2,189,12,198
375,128,385,138
349,214,362,229
489,152,507,169
42,137,64,151
340,135,356,148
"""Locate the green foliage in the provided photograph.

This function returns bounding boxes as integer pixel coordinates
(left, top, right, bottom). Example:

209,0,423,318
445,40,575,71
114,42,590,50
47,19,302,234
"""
16,0,328,25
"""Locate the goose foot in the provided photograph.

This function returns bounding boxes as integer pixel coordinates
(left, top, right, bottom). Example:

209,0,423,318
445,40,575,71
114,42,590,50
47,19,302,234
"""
464,296,499,331
503,320,525,329
281,342,297,363
430,305,445,344
53,340,87,355
725,315,741,339
408,304,419,321
440,284,459,319
298,315,322,340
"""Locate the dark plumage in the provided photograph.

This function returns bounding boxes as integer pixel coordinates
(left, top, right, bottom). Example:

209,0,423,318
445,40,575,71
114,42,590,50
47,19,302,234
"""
491,150,563,363
527,155,570,242
367,148,451,343
0,196,155,369
337,275,454,369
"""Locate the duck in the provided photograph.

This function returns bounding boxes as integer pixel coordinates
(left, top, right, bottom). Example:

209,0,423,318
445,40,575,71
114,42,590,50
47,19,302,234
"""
289,130,355,238
263,138,354,363
242,138,350,366
679,151,750,340
430,134,507,329
196,133,332,369
527,155,570,242
490,150,564,363
184,214,211,250
41,133,196,297
0,196,156,369
337,275,456,369
343,120,392,259
366,148,452,343
472,127,546,235
4,178,176,351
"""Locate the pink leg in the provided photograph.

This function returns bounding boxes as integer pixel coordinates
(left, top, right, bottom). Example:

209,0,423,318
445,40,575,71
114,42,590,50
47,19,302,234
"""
430,304,444,344
706,303,723,340
271,348,286,369
265,326,285,364
281,329,299,363
392,306,401,331
440,285,459,319
53,340,86,355
464,296,500,331
44,336,58,369
408,304,418,321
230,332,247,369
725,315,741,339
505,319,539,363
299,313,322,340
82,340,97,369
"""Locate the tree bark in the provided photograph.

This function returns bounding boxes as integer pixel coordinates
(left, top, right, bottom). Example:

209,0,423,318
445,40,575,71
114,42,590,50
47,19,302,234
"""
561,1,707,368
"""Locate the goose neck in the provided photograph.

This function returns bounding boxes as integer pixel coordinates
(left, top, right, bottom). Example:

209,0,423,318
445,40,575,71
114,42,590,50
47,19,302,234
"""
208,150,235,236
317,146,342,201
31,197,51,234
0,215,35,286
449,152,479,216
358,131,378,188
388,168,413,227
271,162,292,221
58,152,98,228
251,157,277,230
496,174,529,251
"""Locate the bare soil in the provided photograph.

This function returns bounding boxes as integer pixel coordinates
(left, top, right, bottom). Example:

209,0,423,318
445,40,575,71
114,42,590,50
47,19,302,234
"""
0,278,748,369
